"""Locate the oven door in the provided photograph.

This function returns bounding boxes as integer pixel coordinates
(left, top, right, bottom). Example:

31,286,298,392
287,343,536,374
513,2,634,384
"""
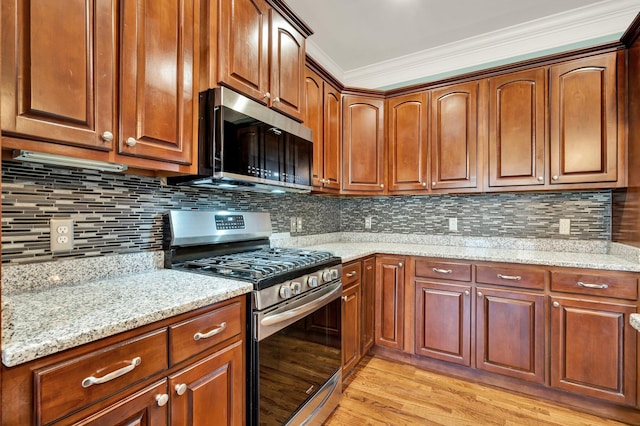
250,281,342,426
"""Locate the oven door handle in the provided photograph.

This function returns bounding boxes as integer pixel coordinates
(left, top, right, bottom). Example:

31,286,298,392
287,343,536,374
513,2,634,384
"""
260,282,341,328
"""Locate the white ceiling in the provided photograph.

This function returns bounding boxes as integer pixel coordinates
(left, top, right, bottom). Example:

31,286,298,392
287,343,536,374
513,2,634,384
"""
286,0,640,89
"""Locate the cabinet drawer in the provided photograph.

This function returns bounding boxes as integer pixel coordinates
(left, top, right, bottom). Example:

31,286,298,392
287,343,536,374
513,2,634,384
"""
476,265,546,290
35,329,168,425
551,271,638,300
169,301,242,365
342,261,362,287
415,259,471,282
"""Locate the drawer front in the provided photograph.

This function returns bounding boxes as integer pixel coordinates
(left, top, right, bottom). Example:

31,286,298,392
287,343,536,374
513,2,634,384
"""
169,301,242,365
35,329,168,425
342,261,362,287
415,259,471,282
551,271,638,300
476,265,546,290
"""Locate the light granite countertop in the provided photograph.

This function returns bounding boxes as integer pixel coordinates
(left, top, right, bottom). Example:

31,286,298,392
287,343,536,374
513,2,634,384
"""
299,242,640,272
1,254,252,367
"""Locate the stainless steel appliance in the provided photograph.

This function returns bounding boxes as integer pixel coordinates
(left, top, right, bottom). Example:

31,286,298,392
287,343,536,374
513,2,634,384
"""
165,210,342,426
168,87,313,193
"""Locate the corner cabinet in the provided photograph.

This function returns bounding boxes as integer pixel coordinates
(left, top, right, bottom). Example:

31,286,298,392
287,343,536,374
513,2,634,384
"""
119,0,198,165
342,95,385,193
430,81,480,192
375,256,405,350
549,52,620,185
387,92,429,192
218,0,307,121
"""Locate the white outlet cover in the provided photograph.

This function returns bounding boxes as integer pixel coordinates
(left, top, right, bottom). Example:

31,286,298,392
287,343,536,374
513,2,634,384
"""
449,218,458,232
559,218,571,235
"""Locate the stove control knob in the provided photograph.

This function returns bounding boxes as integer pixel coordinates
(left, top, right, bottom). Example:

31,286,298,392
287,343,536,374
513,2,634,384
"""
279,284,292,299
307,276,318,288
331,269,339,280
322,270,332,282
291,282,302,295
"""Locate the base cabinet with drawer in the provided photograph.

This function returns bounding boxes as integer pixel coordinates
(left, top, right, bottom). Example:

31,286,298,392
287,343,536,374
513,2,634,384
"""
1,297,245,426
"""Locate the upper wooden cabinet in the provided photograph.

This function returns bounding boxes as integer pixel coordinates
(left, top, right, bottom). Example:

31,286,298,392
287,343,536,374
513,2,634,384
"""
218,0,306,121
342,94,385,193
430,81,480,191
305,67,341,191
488,68,546,187
119,0,198,165
1,0,116,151
387,92,429,192
549,53,619,185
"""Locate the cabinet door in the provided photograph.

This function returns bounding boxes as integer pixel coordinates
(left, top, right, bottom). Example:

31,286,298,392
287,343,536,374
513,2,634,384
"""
361,257,375,354
169,341,245,426
323,84,342,190
488,68,546,187
342,95,385,192
218,0,270,102
387,92,429,192
375,256,405,350
119,0,197,165
75,381,168,426
1,0,115,150
415,281,471,366
270,10,305,122
476,287,545,383
342,282,361,376
305,68,325,188
551,297,636,405
430,81,478,191
550,53,618,184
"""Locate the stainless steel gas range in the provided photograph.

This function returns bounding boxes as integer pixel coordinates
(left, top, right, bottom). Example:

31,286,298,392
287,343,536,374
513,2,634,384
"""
165,210,343,426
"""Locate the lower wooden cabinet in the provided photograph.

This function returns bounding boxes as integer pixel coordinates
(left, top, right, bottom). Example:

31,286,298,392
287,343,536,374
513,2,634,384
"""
476,287,545,384
415,280,471,366
169,341,244,425
341,280,361,375
375,256,405,350
73,381,169,426
550,296,637,406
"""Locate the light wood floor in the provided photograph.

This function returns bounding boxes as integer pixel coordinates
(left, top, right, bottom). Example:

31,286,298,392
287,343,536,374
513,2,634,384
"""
324,356,630,426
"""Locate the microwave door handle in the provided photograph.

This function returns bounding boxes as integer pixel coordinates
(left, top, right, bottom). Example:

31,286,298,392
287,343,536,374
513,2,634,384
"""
260,282,341,327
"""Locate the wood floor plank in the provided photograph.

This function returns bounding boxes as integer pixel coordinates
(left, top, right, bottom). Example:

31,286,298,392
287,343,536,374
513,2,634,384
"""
324,356,629,426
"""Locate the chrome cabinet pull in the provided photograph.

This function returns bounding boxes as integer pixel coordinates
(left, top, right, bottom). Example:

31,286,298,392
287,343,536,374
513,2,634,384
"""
193,322,227,341
175,383,187,396
81,357,142,388
346,271,357,278
156,394,169,407
433,268,452,274
577,281,609,290
497,274,522,281
101,131,114,142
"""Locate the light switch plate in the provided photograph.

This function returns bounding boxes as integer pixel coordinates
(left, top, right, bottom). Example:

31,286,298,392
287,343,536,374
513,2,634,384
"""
559,218,571,235
449,218,458,232
365,216,372,229
296,217,303,232
290,217,297,233
50,218,74,252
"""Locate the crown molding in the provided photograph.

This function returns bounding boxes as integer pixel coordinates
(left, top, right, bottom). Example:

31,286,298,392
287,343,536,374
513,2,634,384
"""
306,0,638,89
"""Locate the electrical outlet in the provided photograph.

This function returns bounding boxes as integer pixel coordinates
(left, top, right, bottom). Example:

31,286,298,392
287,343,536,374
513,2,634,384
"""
559,218,571,235
449,218,458,232
296,217,303,232
50,218,74,252
364,216,372,229
290,217,297,233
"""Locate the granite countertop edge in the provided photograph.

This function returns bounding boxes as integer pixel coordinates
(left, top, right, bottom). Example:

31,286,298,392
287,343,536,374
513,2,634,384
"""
1,269,253,367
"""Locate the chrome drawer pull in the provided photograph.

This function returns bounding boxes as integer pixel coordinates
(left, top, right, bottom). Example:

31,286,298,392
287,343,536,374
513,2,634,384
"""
432,268,452,274
194,322,227,341
346,271,357,278
497,274,522,281
81,357,142,388
577,281,609,290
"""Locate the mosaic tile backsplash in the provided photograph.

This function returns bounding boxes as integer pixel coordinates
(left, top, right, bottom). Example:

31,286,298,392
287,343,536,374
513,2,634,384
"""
2,162,611,264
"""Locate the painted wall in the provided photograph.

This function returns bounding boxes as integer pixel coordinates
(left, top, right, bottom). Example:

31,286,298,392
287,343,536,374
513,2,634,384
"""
2,162,611,264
